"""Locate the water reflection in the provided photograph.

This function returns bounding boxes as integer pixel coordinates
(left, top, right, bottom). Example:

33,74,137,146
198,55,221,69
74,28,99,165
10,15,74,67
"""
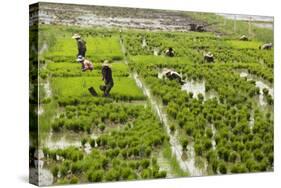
181,79,218,101
239,70,273,106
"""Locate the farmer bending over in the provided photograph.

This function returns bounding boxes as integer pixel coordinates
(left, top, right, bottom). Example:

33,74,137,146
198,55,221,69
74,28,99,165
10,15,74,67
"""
72,33,87,57
165,47,175,57
77,55,93,72
100,60,114,97
204,52,214,63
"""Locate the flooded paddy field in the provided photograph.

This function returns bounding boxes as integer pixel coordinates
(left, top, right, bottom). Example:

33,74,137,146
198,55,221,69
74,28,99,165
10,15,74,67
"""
30,2,273,185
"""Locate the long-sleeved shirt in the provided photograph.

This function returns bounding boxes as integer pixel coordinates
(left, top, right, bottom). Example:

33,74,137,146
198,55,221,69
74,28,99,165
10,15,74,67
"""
77,39,86,51
102,66,113,84
82,59,93,71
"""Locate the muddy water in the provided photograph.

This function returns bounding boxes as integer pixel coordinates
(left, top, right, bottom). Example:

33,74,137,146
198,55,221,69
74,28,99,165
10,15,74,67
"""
39,128,102,184
38,3,194,31
249,110,255,132
181,80,205,98
43,131,99,154
44,81,52,98
38,131,99,185
210,124,217,150
181,79,218,101
239,72,248,78
76,14,167,30
153,48,159,56
239,70,273,106
133,73,205,176
157,71,207,99
142,37,147,48
122,35,204,176
184,142,206,175
154,151,174,178
44,131,82,149
37,74,51,116
256,81,273,96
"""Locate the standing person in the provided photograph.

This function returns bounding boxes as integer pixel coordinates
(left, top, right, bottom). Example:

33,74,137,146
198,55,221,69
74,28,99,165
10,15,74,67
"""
76,55,93,72
100,60,114,97
72,33,87,57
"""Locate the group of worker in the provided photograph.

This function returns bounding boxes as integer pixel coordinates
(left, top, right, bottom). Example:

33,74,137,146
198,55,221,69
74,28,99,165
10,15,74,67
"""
72,34,114,97
164,35,272,63
164,46,215,63
71,33,272,97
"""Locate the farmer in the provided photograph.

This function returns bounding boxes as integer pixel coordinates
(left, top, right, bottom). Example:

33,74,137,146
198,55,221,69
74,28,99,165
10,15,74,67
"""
204,51,214,63
259,43,273,50
160,68,184,84
76,55,93,72
166,71,184,84
165,47,175,57
100,60,114,97
72,33,87,58
239,35,249,41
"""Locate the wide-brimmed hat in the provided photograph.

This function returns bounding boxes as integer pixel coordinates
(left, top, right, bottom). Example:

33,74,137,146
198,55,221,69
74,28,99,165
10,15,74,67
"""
76,55,85,62
205,52,213,57
72,33,81,39
102,60,111,67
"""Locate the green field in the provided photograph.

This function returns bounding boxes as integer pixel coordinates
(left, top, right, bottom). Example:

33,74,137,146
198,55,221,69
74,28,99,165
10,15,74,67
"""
51,76,144,100
33,12,274,185
46,62,129,77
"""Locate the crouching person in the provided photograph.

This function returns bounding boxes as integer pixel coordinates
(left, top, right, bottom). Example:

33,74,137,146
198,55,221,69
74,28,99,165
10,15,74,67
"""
100,60,114,97
77,55,93,72
165,47,175,57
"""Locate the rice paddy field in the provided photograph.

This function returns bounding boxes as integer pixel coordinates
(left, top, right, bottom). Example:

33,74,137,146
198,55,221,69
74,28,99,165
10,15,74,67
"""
29,3,274,186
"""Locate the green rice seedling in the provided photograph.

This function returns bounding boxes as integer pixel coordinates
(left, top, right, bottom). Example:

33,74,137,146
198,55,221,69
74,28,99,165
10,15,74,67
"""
51,76,145,100
218,161,227,174
226,40,262,49
46,35,123,62
81,138,88,146
87,170,104,182
47,62,129,77
70,176,79,184
180,138,189,151
39,21,273,183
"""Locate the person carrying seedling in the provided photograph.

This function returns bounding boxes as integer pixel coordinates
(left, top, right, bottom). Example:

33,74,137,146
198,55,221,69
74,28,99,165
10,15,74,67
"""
76,55,93,72
72,33,87,57
165,47,175,57
100,60,114,97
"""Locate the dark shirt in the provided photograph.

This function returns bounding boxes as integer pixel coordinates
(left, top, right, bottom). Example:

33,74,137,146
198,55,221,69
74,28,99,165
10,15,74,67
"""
77,39,86,51
165,49,175,57
102,66,113,84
